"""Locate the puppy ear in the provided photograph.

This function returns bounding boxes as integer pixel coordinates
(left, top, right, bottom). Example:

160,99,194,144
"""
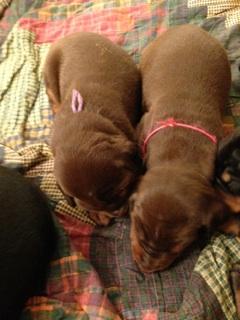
110,136,136,153
110,136,143,172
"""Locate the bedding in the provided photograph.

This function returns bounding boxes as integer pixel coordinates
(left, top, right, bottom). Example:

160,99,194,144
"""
0,0,239,319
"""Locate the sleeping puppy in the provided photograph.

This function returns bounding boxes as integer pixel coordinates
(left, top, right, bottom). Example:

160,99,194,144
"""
44,32,142,225
130,25,239,273
0,166,55,319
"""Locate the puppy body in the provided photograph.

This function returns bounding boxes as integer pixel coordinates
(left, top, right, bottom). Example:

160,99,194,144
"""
44,33,141,224
0,166,55,319
130,25,232,272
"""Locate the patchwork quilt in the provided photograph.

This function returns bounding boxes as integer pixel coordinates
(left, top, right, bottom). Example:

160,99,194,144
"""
0,1,240,319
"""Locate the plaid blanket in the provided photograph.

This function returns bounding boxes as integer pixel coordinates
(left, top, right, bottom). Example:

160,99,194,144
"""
0,1,240,319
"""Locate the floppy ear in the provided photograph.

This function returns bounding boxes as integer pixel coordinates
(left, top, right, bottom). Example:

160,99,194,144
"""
110,136,143,173
110,136,136,153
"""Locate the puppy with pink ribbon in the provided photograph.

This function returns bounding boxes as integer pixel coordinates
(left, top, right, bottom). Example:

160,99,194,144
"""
130,25,239,273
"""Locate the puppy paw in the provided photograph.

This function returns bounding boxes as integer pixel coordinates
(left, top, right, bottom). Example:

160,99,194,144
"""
218,216,240,237
221,192,240,214
88,211,112,226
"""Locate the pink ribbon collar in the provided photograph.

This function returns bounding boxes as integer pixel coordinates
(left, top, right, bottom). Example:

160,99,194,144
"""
142,117,217,156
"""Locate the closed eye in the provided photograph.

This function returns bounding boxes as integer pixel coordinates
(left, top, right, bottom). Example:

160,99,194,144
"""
139,238,161,258
57,183,76,207
65,194,76,207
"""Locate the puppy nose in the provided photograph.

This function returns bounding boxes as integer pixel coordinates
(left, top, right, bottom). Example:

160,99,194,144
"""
112,203,128,216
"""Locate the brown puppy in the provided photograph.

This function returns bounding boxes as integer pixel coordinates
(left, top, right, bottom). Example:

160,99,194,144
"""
130,25,238,273
44,32,142,225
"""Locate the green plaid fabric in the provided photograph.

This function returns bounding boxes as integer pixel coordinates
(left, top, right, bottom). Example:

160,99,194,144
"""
0,27,51,148
195,234,240,319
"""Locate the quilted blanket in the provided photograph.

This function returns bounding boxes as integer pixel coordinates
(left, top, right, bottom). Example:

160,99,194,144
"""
0,1,240,319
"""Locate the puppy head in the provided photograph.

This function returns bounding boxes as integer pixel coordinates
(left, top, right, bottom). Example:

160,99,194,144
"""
54,132,142,214
130,168,230,273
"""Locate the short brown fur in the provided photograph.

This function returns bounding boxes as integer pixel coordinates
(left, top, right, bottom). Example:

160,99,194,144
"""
130,25,238,273
44,32,142,224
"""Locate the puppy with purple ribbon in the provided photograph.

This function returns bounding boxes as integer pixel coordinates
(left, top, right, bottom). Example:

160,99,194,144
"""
44,32,142,225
